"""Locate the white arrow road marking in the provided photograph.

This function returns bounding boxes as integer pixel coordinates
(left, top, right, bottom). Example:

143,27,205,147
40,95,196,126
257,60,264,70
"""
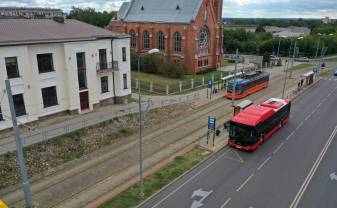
190,188,213,208
329,172,337,181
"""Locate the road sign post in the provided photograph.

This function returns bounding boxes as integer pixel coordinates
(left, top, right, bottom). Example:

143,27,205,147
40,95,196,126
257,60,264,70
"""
207,116,216,146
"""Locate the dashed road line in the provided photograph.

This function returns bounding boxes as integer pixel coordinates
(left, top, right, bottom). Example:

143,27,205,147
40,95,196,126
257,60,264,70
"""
236,174,254,192
150,149,230,208
304,114,311,121
296,122,304,130
273,142,284,154
220,198,231,208
286,132,295,141
312,108,318,114
257,156,272,171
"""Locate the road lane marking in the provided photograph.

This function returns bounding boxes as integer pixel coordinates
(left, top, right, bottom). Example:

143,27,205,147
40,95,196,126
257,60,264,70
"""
286,132,295,141
317,103,322,108
312,108,318,114
220,198,231,208
290,125,337,208
150,149,230,208
257,156,272,171
236,174,254,192
273,142,284,154
304,114,311,121
296,122,303,130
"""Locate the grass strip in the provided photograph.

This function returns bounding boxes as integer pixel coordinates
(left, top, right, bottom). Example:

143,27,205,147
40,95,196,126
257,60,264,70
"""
99,146,210,208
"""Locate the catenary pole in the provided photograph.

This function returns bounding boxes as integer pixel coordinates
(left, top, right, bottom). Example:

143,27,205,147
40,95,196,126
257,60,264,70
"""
5,80,33,208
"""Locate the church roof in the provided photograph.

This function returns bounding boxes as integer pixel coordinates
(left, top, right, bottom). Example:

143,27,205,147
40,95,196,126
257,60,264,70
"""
117,0,203,23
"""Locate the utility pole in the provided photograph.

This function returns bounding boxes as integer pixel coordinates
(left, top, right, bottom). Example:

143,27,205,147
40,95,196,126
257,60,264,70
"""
5,80,33,208
137,54,144,197
277,37,281,58
232,49,239,107
282,59,289,99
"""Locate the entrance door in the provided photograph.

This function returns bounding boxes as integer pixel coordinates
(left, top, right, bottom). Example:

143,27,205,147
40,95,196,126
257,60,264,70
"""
80,91,89,110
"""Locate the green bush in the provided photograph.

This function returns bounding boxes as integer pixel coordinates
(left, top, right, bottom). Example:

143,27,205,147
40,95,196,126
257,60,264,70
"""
131,50,185,78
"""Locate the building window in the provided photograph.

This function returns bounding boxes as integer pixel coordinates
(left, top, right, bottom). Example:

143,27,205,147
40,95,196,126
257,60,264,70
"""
41,86,58,108
143,30,150,49
13,94,26,117
122,47,127,62
37,53,54,73
174,32,182,53
101,76,109,93
198,60,202,67
0,105,3,121
5,57,20,79
204,59,209,66
198,26,209,49
158,31,165,51
130,30,136,48
76,52,87,90
98,49,107,69
123,73,128,89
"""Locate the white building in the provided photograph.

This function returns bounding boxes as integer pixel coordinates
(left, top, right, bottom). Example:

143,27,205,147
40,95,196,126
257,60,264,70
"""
0,18,131,130
0,7,63,19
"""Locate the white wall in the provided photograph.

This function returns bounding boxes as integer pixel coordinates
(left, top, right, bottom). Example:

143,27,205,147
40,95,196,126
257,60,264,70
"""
0,37,131,130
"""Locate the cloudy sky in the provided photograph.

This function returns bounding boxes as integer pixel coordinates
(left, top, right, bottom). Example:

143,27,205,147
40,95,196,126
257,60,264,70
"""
1,0,337,18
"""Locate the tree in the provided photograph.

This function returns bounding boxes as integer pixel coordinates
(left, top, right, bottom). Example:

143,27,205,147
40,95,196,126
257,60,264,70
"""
255,25,266,33
67,7,117,28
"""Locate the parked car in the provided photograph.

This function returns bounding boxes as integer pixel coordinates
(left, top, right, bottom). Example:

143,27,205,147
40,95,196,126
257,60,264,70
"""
334,70,337,76
294,57,310,62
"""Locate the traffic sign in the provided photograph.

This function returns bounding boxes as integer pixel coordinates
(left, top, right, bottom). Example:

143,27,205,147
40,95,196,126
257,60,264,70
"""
208,117,216,130
207,80,213,89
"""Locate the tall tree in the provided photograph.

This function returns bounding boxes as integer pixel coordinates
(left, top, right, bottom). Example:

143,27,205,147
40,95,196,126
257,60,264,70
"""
67,7,117,28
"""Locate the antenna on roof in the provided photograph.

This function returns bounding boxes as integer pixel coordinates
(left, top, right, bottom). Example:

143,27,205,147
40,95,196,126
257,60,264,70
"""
176,5,180,10
141,6,144,11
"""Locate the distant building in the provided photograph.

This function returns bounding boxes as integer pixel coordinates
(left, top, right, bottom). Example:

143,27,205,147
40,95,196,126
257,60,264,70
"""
264,26,311,38
0,7,63,19
223,24,257,32
322,16,336,24
108,0,224,74
0,19,131,130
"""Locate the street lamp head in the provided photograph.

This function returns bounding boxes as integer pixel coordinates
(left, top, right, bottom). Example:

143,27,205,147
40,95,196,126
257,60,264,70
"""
329,33,334,36
318,33,322,36
297,37,304,40
148,48,160,55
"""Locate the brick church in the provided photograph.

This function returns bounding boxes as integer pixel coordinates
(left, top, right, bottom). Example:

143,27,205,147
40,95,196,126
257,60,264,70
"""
108,0,224,74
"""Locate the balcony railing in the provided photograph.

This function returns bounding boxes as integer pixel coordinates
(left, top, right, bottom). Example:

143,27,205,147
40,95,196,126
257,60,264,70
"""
96,61,118,74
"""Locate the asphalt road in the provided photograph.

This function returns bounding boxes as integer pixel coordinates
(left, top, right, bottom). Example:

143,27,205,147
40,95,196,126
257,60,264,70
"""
139,74,337,208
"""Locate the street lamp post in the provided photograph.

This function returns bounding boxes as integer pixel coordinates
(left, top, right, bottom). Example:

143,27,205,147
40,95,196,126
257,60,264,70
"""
137,48,160,197
283,37,303,98
232,49,239,107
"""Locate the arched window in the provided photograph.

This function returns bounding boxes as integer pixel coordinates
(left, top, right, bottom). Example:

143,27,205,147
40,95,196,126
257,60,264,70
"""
157,31,165,51
129,30,136,48
143,30,150,49
198,26,209,49
198,26,209,55
174,32,182,53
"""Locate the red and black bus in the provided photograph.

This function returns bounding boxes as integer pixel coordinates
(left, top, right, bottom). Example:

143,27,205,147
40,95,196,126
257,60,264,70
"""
226,71,270,99
228,98,291,151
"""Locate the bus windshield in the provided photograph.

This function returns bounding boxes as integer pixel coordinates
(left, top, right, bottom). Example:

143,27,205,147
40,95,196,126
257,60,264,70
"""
227,83,241,93
229,122,259,146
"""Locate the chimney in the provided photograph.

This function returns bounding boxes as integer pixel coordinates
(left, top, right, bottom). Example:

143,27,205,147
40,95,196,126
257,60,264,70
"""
53,16,65,23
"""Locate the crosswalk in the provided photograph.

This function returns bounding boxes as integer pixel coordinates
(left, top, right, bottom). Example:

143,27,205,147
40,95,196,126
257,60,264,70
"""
323,77,337,81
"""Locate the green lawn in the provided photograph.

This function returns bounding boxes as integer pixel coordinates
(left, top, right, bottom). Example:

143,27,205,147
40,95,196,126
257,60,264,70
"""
99,146,210,208
132,70,224,84
289,63,313,72
320,69,333,77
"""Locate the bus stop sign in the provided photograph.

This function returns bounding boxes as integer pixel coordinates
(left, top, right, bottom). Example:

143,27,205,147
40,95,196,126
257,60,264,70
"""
207,80,213,88
208,117,216,130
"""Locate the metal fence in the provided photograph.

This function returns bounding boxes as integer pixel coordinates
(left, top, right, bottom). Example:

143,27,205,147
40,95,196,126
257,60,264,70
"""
0,93,203,155
132,72,228,95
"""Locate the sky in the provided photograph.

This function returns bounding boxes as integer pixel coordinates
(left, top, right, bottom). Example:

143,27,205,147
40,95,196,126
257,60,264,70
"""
1,0,337,19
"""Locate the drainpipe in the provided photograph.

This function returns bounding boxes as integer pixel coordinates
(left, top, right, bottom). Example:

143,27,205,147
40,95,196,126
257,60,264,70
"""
111,38,117,103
